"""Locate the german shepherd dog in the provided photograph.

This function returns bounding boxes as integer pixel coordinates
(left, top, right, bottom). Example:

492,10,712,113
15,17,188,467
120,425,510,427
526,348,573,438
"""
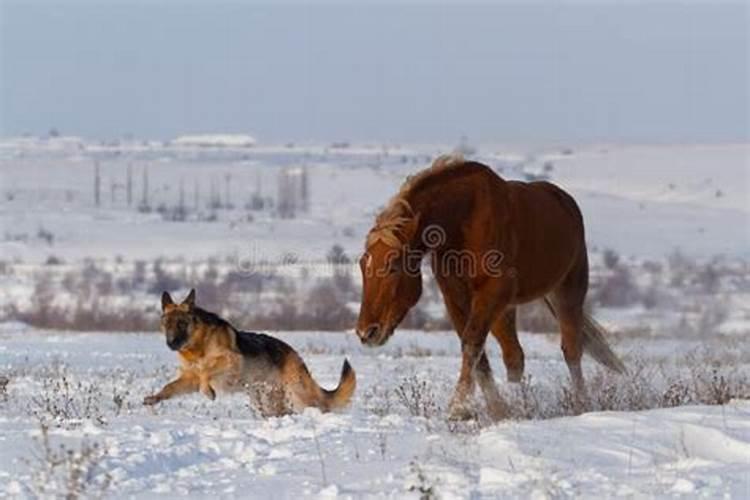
143,289,356,416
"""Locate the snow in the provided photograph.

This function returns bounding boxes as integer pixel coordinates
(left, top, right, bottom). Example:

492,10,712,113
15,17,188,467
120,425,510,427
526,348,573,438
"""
0,327,748,498
0,139,748,496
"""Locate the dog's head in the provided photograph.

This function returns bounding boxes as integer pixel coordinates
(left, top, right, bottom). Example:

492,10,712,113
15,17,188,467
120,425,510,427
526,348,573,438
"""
160,289,197,351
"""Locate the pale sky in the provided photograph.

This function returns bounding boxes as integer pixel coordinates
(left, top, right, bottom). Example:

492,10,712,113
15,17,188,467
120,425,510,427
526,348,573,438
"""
1,1,747,144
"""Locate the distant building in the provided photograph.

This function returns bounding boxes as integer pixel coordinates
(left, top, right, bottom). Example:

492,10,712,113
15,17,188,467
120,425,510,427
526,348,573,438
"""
171,134,256,148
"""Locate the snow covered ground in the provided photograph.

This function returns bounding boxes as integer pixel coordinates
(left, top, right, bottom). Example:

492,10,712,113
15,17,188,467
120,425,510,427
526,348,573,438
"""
1,139,748,497
1,326,748,498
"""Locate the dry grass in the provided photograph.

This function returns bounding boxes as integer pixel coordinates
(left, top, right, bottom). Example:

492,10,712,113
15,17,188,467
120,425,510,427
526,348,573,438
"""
22,422,112,499
376,351,750,426
25,365,133,428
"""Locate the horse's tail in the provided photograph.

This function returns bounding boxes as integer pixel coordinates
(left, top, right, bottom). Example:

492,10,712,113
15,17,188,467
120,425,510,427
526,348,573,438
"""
543,298,627,374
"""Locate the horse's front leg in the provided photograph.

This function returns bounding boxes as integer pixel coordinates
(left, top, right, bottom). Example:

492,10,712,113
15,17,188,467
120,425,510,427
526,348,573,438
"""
448,282,512,420
448,339,487,421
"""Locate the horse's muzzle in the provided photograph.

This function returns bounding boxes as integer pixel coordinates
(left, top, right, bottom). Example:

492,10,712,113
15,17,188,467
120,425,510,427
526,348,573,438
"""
357,323,392,347
357,324,379,345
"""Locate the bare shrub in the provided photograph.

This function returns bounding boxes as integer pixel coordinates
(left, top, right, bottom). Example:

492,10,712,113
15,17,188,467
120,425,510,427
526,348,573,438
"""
392,344,440,358
23,422,112,499
394,376,440,419
695,262,721,293
28,370,130,427
594,266,639,307
517,301,557,333
362,386,394,417
660,379,692,407
148,258,187,294
0,375,9,402
602,248,620,270
688,359,748,405
304,281,355,330
407,461,437,500
45,255,64,266
505,376,550,420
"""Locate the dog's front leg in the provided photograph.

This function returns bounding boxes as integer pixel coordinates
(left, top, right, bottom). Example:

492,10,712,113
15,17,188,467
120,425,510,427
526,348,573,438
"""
144,373,199,405
198,374,216,400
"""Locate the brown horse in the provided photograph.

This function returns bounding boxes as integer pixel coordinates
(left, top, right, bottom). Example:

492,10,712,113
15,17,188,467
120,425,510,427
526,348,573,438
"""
356,154,625,420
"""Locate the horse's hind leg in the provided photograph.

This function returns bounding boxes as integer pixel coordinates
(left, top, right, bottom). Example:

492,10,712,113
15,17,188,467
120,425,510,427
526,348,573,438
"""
552,254,589,394
490,307,524,383
556,302,585,393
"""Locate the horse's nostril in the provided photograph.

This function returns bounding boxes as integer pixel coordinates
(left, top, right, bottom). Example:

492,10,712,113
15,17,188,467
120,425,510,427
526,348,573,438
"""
357,324,380,344
365,325,379,340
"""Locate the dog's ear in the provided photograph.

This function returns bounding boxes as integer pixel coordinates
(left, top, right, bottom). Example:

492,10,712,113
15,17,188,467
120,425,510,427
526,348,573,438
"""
161,291,174,310
182,288,196,308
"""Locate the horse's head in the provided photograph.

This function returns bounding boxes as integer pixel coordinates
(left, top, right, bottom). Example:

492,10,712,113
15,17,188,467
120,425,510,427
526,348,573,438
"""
356,204,423,346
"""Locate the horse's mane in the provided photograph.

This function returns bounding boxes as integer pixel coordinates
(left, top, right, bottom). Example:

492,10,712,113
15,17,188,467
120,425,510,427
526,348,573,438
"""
366,153,465,249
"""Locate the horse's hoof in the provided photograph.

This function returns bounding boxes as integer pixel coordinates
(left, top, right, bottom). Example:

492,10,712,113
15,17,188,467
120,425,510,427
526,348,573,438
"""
506,369,524,383
487,401,510,421
447,404,475,421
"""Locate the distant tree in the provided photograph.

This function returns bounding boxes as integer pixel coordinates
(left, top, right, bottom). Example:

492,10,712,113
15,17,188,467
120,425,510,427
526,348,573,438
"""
171,178,187,221
277,169,296,218
193,179,200,211
224,173,233,209
326,244,350,265
93,161,101,207
126,163,133,207
300,166,310,213
138,167,151,212
696,263,720,294
603,249,620,270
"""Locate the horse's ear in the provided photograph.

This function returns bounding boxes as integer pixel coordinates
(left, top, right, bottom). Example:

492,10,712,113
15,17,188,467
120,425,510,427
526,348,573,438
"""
161,291,174,310
182,288,196,308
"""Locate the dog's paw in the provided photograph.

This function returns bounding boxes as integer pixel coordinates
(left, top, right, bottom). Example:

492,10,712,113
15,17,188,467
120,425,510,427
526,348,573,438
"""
202,386,216,401
143,394,161,406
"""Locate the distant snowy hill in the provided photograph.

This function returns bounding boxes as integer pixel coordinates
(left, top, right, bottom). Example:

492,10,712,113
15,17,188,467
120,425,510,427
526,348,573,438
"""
0,140,747,262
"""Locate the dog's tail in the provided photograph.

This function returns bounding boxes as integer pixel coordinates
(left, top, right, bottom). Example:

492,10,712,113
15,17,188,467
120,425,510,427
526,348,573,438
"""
319,359,357,411
543,298,626,374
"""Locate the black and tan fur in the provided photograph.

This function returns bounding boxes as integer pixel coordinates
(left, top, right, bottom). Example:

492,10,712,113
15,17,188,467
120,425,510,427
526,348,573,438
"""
144,289,356,416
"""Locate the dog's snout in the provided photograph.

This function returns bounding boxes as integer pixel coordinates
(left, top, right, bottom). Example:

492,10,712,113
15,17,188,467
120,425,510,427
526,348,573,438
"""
166,333,187,351
358,324,380,344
